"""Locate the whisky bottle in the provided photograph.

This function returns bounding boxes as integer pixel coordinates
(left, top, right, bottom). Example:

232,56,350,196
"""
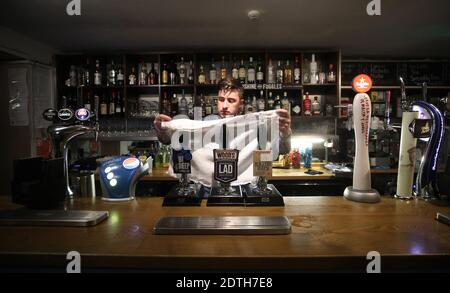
171,93,178,116
267,91,274,110
274,94,282,110
188,61,194,84
281,91,290,111
256,58,264,84
109,91,116,116
179,90,188,116
293,56,301,84
198,65,206,84
312,96,321,116
148,63,158,85
276,61,283,84
231,60,239,80
179,57,186,85
94,59,102,86
327,64,336,83
169,60,177,85
267,58,275,84
291,94,302,116
162,63,169,84
108,60,117,87
139,61,147,85
117,64,124,86
284,60,292,85
238,59,246,84
129,66,137,85
162,91,171,115
83,58,91,86
220,56,227,80
100,94,108,117
115,91,123,117
247,57,256,84
257,90,265,111
209,59,217,84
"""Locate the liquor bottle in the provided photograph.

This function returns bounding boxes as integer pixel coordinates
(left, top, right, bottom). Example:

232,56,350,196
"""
251,95,257,113
247,57,256,84
309,54,318,84
179,57,186,85
284,60,292,84
257,90,265,112
193,94,202,119
312,96,321,116
115,91,123,117
256,58,264,84
100,94,108,117
276,61,283,84
198,65,206,84
69,65,78,87
220,56,227,80
129,66,137,85
162,63,169,84
94,60,102,86
162,91,171,116
205,96,212,116
267,58,275,84
179,90,188,116
171,93,178,116
188,61,194,84
282,92,290,111
84,91,92,111
108,60,117,87
231,60,239,80
302,58,310,84
238,59,246,84
244,97,252,114
209,59,217,84
212,97,218,114
201,94,206,117
117,64,124,86
291,94,302,116
274,94,282,110
293,56,301,84
109,91,116,116
139,61,147,85
83,58,91,86
148,63,158,85
267,92,274,110
327,64,336,83
169,60,177,85
303,92,312,116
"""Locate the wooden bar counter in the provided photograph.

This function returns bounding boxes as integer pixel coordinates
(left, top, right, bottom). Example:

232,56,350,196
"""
0,196,449,272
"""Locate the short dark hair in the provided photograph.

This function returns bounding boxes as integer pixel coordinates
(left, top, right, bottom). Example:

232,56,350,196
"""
218,77,244,100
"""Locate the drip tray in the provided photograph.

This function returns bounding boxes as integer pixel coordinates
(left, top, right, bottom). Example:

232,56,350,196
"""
0,209,109,227
153,216,291,235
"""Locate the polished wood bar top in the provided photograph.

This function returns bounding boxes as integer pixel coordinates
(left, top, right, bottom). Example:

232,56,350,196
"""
140,166,413,182
141,166,335,181
0,196,449,271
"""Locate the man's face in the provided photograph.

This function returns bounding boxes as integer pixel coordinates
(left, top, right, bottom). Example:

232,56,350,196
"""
217,90,243,118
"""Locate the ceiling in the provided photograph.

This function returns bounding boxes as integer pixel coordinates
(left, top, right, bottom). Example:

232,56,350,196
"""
1,0,450,58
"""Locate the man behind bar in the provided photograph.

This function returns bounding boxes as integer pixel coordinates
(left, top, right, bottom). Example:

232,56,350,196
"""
154,77,292,197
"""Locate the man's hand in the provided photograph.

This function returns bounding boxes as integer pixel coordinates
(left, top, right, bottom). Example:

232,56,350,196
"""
154,114,172,133
276,109,291,138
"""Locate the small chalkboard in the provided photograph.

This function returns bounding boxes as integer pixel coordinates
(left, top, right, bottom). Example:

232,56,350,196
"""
406,62,448,86
342,61,450,86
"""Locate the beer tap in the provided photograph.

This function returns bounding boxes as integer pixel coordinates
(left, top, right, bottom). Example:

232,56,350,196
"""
44,106,99,199
412,82,445,199
395,77,418,200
